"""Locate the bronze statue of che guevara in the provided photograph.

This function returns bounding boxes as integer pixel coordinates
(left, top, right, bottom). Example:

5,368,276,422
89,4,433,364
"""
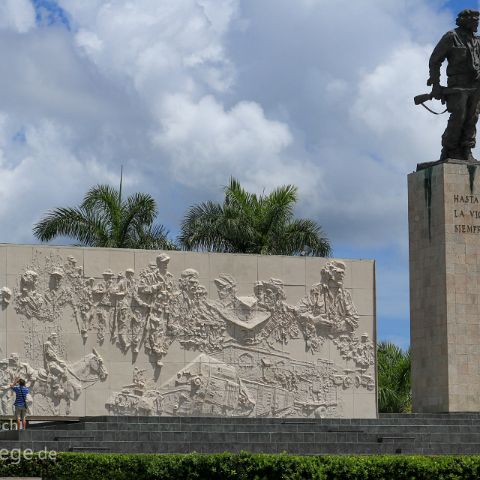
420,9,480,162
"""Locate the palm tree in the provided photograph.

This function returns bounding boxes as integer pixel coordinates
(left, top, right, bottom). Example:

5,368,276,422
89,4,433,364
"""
377,341,411,413
179,177,330,256
33,184,177,250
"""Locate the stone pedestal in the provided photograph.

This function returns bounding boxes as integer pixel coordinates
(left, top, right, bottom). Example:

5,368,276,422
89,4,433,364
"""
409,161,480,412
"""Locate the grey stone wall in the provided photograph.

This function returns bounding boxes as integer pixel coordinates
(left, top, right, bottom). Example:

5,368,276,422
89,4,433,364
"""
409,162,480,412
0,244,376,418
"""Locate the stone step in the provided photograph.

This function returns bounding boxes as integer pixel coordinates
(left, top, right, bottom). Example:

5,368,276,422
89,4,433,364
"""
69,446,110,452
3,415,480,455
7,435,479,448
26,420,480,438
16,427,480,442
13,427,480,445
30,418,480,433
379,413,480,418
11,430,480,447
3,436,480,455
81,414,480,424
9,440,418,455
53,435,96,441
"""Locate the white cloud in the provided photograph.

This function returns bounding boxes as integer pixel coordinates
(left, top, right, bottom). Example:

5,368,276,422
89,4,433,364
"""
0,118,82,236
351,42,446,170
0,0,35,33
0,0,465,341
65,0,237,96
153,94,294,188
75,29,103,54
0,0,453,246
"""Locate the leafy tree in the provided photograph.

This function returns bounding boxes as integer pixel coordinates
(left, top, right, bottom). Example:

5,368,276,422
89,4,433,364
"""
33,184,177,250
377,341,411,413
179,177,331,256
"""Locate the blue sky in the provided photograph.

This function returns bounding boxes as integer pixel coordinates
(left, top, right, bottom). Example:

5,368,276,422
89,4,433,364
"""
0,0,478,350
446,0,479,11
32,0,70,29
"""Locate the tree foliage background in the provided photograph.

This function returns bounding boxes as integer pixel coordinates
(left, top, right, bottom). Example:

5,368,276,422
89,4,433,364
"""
33,184,177,250
179,177,331,256
377,341,411,413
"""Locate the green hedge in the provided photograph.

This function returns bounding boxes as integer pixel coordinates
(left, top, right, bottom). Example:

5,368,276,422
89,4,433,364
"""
2,452,480,479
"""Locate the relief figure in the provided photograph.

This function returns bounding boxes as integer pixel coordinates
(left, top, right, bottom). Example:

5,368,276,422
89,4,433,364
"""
44,268,73,322
297,261,359,352
77,277,95,341
35,335,107,415
92,270,116,343
0,287,11,309
5,249,374,419
0,354,37,415
16,270,45,320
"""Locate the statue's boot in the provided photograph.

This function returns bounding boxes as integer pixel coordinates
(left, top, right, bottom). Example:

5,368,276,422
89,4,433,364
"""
440,148,449,161
440,148,465,161
463,147,478,162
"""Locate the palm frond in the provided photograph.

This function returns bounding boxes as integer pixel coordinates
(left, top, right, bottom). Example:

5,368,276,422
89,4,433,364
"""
180,178,331,256
127,223,178,250
179,201,232,252
81,185,121,238
259,185,298,247
119,192,158,246
224,177,257,216
280,218,331,256
34,184,171,250
82,185,120,214
33,207,109,246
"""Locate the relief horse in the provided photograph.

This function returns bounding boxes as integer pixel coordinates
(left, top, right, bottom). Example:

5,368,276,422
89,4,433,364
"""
32,348,108,415
67,347,108,388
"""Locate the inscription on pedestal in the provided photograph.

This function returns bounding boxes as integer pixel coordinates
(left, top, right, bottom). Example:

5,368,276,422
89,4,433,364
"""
454,194,480,233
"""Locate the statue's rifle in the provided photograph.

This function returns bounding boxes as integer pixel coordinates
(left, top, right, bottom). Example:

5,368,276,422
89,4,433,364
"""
414,86,478,115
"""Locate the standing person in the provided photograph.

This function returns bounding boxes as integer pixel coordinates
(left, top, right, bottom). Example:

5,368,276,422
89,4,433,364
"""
428,9,480,161
10,378,29,430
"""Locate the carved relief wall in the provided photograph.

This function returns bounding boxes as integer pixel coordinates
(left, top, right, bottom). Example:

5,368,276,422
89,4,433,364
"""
0,245,376,418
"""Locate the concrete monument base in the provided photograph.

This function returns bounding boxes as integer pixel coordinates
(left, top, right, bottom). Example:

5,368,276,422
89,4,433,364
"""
0,244,376,419
409,160,480,412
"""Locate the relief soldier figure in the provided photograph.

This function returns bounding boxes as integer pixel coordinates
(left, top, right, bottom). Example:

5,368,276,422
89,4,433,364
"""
254,279,298,346
427,9,480,161
184,284,225,352
137,254,174,304
43,333,67,381
125,268,150,354
145,313,169,367
16,270,45,320
214,274,237,309
63,256,83,280
43,332,73,402
113,272,131,351
0,354,37,414
0,286,11,309
44,268,72,322
137,255,175,358
297,261,359,352
78,277,95,340
92,269,116,343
